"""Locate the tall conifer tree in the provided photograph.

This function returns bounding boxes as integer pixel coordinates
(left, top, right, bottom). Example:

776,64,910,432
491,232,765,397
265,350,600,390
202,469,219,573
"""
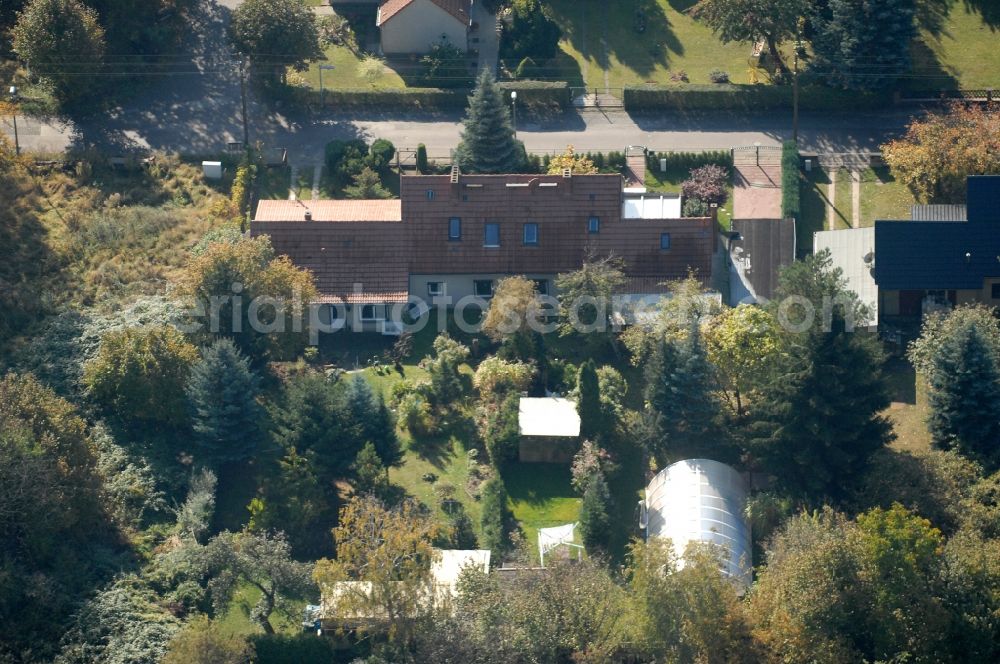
927,322,1000,466
455,70,525,173
186,339,262,465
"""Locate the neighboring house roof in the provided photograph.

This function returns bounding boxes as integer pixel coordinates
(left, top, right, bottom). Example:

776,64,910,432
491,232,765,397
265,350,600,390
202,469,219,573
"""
814,227,877,326
254,199,401,223
320,549,490,621
873,176,1000,291
729,218,795,303
910,204,967,222
377,0,471,26
518,397,581,438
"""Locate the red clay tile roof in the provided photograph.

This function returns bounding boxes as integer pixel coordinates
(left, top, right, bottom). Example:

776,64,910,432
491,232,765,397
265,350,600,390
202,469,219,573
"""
253,199,402,223
378,0,471,26
251,220,409,304
251,172,716,304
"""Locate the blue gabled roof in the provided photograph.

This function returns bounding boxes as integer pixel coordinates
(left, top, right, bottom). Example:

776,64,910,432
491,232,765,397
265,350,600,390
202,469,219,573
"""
872,176,1000,291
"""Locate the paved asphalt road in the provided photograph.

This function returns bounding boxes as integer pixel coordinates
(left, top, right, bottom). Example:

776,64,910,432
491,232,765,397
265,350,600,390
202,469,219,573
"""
0,0,919,163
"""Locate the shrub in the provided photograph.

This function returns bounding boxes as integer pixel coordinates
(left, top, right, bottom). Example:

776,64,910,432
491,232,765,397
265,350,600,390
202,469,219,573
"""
781,140,801,219
484,393,521,467
324,138,367,173
681,164,729,205
683,197,710,217
421,42,472,88
709,69,730,84
369,138,395,170
416,143,428,174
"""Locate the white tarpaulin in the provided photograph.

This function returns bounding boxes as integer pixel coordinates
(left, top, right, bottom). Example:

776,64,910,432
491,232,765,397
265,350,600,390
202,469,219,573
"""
538,523,582,565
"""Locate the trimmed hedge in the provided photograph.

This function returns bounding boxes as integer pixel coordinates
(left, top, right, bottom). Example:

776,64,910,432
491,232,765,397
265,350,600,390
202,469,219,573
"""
303,86,469,109
781,140,801,220
249,634,337,663
498,80,570,107
298,80,568,110
646,149,733,173
623,84,891,112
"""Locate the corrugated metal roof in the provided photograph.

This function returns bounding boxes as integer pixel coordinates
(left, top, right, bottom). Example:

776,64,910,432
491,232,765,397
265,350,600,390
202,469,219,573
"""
910,204,967,221
730,218,795,302
814,227,877,326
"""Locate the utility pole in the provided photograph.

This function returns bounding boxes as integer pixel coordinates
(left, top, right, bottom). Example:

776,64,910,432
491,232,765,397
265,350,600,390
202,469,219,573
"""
510,90,518,140
792,24,801,144
239,58,250,152
7,86,19,156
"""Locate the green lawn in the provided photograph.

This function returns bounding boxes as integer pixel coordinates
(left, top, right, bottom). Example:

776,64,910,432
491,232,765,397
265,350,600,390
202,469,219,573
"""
216,582,310,637
505,463,582,561
389,435,484,531
255,165,291,201
644,163,734,231
545,0,756,90
884,357,932,454
911,1,1000,90
302,44,406,91
833,168,852,229
798,167,831,257
859,167,917,227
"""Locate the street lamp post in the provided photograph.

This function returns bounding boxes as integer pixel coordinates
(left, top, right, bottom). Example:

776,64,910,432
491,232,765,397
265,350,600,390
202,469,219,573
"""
318,64,336,109
754,141,761,167
510,90,518,140
8,86,19,156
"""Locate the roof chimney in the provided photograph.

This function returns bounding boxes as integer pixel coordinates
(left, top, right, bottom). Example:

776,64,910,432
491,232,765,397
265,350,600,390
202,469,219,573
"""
304,209,312,222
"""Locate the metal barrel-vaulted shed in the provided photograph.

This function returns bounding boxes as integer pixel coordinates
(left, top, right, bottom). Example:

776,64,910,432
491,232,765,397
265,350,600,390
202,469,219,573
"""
640,458,752,588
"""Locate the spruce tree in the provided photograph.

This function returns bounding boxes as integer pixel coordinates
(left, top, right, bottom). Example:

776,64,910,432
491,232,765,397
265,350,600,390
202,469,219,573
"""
927,322,1000,466
455,70,525,174
578,471,611,555
352,441,388,498
480,476,513,558
810,0,916,91
748,318,894,499
345,375,402,468
186,339,263,465
577,359,603,440
643,324,719,461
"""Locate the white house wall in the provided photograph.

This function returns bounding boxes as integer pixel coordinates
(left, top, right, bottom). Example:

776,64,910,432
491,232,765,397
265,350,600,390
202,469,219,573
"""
380,0,469,55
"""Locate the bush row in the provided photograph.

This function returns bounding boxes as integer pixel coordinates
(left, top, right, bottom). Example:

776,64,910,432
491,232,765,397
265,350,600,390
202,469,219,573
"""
498,80,570,107
302,86,469,109
623,84,891,112
781,140,801,220
645,150,733,172
295,80,569,110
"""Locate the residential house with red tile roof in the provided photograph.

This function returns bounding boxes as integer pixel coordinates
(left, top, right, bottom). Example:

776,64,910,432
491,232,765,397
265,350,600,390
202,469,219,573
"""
376,0,472,55
251,169,717,333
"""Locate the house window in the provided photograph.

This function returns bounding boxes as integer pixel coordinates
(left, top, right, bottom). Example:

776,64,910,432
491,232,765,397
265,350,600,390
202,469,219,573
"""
533,279,549,295
660,233,671,250
427,189,435,200
474,280,494,298
523,223,539,245
992,283,1000,299
484,223,500,247
588,216,600,233
448,217,461,240
360,304,383,321
427,282,444,297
